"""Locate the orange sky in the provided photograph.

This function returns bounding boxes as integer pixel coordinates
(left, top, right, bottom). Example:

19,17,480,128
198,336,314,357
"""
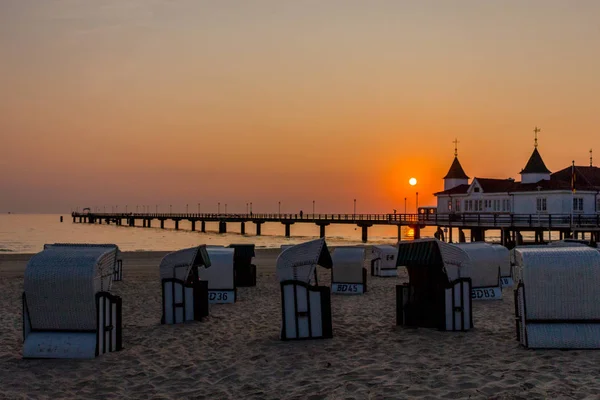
1,1,599,213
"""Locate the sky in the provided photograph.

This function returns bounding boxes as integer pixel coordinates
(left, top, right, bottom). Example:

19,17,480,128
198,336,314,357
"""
1,0,599,214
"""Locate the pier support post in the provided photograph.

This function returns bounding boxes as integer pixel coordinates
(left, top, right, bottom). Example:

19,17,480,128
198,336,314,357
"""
201,221,206,233
317,222,329,238
255,222,263,236
143,219,147,228
240,222,245,235
174,220,179,230
219,221,227,234
397,225,402,242
282,222,295,238
98,219,102,225
73,216,76,223
191,220,196,231
358,224,372,243
458,228,466,243
414,226,421,240
79,217,83,223
147,219,151,228
160,219,165,229
448,227,453,243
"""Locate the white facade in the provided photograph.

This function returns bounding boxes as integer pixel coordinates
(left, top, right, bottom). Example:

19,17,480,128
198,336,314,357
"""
436,181,600,215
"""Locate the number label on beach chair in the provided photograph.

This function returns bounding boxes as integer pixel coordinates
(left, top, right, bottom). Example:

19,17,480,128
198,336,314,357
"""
500,277,514,288
471,287,502,300
331,283,364,294
208,290,235,304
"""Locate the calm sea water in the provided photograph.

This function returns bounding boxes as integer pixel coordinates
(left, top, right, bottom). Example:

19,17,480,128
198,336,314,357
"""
0,214,453,253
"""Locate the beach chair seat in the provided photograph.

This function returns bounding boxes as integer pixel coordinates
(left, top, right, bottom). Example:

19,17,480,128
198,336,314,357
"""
228,244,257,287
395,239,473,331
277,238,333,340
199,247,237,304
370,245,398,277
160,246,211,324
513,247,600,349
44,243,124,282
331,247,367,294
23,246,122,359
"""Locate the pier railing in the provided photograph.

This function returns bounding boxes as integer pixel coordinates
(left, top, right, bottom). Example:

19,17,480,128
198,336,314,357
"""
71,212,600,229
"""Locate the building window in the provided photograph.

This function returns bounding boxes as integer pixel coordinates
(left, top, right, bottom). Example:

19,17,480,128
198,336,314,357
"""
536,197,547,212
597,197,600,213
447,200,452,211
573,197,584,212
474,187,480,193
478,200,483,211
455,199,461,212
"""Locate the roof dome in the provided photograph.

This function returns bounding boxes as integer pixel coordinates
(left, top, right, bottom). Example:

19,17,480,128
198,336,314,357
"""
444,157,470,180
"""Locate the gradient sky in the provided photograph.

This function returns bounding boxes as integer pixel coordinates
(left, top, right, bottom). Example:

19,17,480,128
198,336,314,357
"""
1,0,599,214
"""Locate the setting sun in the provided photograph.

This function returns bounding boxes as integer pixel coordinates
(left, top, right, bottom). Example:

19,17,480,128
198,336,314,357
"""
409,178,417,186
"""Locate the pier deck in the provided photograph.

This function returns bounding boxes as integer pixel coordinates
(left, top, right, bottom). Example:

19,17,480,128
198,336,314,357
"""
70,212,600,244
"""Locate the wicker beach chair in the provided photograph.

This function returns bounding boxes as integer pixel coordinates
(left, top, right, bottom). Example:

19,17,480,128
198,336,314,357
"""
331,247,367,294
198,247,236,304
22,246,122,359
396,239,473,331
228,244,257,287
277,238,333,340
44,243,123,283
451,242,503,300
513,247,600,349
370,245,398,277
160,246,211,324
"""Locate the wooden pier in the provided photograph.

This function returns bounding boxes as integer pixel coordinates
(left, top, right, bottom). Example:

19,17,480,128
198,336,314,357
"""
70,211,600,244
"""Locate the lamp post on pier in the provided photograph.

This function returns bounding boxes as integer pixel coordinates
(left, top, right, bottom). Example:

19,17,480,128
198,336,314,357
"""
312,200,315,216
416,192,419,213
225,203,227,214
278,201,281,216
353,199,356,216
169,204,172,214
218,202,220,214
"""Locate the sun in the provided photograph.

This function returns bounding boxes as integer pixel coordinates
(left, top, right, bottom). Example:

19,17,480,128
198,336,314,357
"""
409,177,417,186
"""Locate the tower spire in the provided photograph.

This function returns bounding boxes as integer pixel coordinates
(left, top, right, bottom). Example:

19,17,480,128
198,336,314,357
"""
533,126,541,148
453,138,459,157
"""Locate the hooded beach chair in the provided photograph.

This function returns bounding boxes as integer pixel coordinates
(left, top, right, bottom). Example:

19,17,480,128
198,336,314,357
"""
491,244,512,288
370,245,398,277
396,239,473,331
198,247,236,304
44,243,123,282
160,246,211,324
22,245,122,358
331,247,367,294
228,244,257,287
277,238,333,340
513,247,600,349
452,242,503,300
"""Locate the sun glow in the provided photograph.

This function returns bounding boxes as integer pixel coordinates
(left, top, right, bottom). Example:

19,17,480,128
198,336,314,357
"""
409,177,417,186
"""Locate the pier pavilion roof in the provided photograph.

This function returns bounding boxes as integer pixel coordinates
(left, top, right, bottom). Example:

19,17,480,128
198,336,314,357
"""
520,148,551,174
443,157,469,180
435,165,600,196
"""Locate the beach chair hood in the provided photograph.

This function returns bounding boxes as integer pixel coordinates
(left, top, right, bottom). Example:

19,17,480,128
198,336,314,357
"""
24,246,117,331
159,245,211,281
276,238,332,283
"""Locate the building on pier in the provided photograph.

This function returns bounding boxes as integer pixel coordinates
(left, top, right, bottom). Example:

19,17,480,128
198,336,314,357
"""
435,132,600,216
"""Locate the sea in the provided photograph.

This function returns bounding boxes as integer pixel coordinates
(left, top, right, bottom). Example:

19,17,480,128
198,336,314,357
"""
0,214,519,254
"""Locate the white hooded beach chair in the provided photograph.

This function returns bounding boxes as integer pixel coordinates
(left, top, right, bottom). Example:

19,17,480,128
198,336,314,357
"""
198,247,236,304
452,242,503,300
396,239,473,331
160,246,211,324
277,238,333,340
44,243,123,283
22,246,122,359
513,247,600,349
491,244,512,288
370,245,398,277
331,247,367,294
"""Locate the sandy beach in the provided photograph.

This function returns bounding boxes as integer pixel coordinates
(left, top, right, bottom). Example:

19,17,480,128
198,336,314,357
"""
1,249,600,400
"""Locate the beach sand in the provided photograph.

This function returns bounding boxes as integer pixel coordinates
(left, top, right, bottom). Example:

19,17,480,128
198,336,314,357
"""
1,249,599,399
